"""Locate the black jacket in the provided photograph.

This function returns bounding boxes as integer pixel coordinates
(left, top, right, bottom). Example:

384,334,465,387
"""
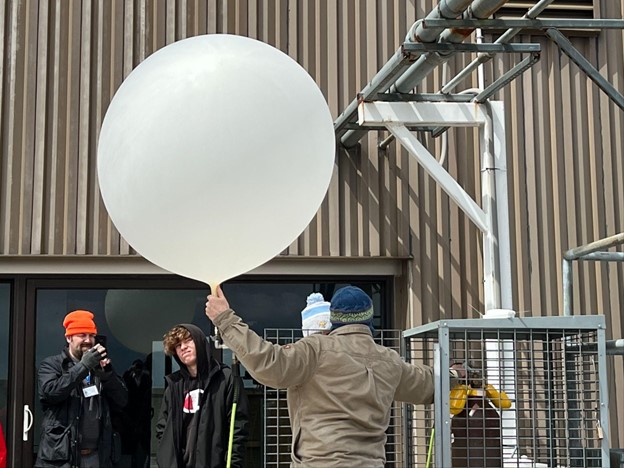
155,324,249,468
35,349,128,468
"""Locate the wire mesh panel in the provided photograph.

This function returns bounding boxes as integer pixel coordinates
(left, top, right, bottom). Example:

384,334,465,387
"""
403,316,609,467
263,328,405,467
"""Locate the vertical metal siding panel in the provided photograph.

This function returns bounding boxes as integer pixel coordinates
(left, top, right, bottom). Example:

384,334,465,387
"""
569,39,595,315
310,0,328,256
337,1,358,257
408,148,423,326
45,1,70,254
584,38,609,320
220,0,236,34
305,0,328,256
106,0,125,255
558,47,581,312
378,2,396,258
363,1,379,257
2,0,23,254
19,0,38,255
31,0,50,254
234,0,248,37
75,1,92,254
206,0,217,34
466,127,483,317
165,0,175,44
93,0,113,255
325,1,340,256
535,40,559,318
299,0,316,256
0,0,6,250
598,10,624,445
177,0,187,40
356,2,370,258
62,2,81,254
447,131,464,319
545,36,566,318
91,1,103,254
501,55,521,314
524,56,541,318
150,0,168,53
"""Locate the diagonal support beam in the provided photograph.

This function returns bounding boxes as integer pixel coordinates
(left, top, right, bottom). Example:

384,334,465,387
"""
546,28,624,112
385,123,488,233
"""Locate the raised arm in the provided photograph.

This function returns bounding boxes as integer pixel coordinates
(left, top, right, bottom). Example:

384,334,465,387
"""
206,286,320,389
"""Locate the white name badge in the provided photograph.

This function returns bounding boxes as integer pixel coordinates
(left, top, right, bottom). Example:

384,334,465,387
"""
82,385,100,398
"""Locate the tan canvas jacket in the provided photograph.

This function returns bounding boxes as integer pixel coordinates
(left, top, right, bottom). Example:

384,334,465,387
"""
214,309,434,467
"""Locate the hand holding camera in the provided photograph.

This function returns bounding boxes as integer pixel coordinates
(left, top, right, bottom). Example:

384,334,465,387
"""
81,346,104,371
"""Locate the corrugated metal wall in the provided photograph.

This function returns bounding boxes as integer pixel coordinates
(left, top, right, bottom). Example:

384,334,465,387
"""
1,0,623,444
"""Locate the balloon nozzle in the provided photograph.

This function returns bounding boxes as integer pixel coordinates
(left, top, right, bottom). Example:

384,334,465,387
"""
212,327,229,350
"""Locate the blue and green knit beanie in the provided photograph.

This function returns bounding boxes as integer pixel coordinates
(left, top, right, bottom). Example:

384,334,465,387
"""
330,286,374,333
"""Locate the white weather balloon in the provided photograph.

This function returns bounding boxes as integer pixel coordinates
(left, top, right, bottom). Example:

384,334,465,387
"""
97,35,335,288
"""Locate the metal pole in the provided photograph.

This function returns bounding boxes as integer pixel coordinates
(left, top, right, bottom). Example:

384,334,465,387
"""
481,105,499,311
563,232,624,261
563,258,573,316
490,101,513,310
562,232,624,316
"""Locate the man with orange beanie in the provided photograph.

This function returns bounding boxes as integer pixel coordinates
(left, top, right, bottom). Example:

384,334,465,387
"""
35,310,128,468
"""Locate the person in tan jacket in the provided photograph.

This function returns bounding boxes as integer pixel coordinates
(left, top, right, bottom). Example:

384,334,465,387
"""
205,285,435,468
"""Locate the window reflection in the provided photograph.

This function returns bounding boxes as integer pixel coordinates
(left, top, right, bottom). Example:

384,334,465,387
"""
33,280,386,467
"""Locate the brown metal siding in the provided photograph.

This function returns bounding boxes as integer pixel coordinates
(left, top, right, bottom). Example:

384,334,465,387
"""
1,0,623,442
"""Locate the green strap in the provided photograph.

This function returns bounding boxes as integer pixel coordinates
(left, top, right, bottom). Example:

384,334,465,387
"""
425,426,435,468
226,358,241,468
226,401,238,468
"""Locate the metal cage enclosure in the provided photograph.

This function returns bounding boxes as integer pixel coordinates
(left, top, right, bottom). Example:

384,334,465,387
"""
403,316,610,467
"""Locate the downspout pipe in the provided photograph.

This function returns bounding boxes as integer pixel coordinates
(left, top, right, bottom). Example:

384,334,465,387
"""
341,0,510,148
334,0,474,140
562,232,624,316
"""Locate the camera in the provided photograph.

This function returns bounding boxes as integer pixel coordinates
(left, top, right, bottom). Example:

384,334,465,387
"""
95,334,107,348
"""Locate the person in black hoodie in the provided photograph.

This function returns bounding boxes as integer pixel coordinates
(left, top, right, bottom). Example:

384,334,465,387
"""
155,323,249,468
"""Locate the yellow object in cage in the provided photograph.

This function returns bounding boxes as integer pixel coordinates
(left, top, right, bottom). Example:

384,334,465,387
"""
449,384,512,415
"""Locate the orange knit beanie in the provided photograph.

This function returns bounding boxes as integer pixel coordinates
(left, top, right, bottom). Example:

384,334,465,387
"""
63,310,97,336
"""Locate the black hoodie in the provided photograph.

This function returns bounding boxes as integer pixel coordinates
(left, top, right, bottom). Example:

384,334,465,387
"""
155,324,249,468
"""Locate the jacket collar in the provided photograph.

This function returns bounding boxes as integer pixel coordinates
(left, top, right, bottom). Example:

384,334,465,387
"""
328,324,373,337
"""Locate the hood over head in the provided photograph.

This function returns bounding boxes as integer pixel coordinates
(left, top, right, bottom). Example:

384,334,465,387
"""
173,323,215,379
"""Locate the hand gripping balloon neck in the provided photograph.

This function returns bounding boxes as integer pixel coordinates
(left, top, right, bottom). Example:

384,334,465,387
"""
209,282,228,349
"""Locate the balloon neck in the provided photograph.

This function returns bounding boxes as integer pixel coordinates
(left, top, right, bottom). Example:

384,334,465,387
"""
210,283,219,295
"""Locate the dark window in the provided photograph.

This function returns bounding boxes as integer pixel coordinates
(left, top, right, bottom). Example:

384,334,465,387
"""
31,277,390,467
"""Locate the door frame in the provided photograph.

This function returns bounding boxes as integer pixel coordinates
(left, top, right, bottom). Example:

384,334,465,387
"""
14,274,205,467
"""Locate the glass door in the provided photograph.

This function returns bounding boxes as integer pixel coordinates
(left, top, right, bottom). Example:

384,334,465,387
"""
29,285,209,467
17,276,390,467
